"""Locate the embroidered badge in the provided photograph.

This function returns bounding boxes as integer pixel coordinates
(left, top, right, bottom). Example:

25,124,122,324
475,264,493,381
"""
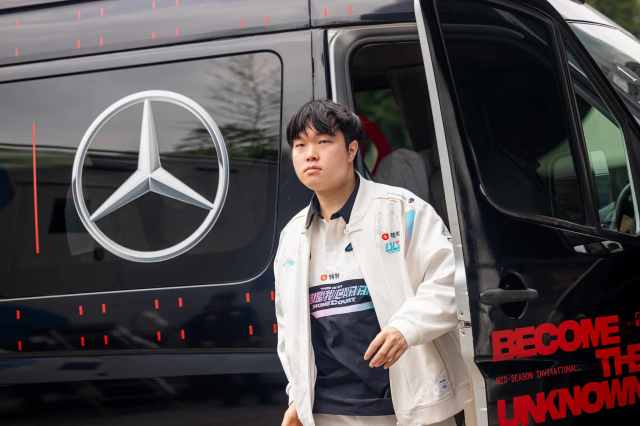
320,273,340,282
345,243,353,252
382,231,401,254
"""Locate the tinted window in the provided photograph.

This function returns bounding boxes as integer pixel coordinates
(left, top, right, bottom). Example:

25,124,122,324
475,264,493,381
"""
0,52,281,298
571,23,640,119
439,1,586,224
569,55,639,233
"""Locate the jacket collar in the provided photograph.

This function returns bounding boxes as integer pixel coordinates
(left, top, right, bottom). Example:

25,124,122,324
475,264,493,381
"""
305,173,360,229
303,171,372,232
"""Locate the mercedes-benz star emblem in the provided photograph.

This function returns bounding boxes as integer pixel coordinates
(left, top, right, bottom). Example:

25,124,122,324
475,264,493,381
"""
72,90,230,263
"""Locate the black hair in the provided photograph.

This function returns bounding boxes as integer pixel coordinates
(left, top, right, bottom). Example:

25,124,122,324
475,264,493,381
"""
286,99,363,147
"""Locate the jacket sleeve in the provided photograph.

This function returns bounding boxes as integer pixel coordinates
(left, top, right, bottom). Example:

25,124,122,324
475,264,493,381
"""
274,231,296,406
387,201,458,347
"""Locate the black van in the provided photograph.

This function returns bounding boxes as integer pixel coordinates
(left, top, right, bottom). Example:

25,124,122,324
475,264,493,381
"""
1,0,639,425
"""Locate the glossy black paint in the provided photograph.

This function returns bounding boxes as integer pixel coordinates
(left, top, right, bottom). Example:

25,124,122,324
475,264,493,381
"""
420,0,640,424
0,27,312,424
0,0,309,66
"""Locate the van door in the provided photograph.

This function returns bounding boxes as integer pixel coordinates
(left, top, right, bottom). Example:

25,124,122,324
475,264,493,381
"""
414,1,640,425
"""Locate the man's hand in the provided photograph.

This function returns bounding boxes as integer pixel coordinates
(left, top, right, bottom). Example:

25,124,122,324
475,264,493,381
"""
364,326,408,369
281,404,302,426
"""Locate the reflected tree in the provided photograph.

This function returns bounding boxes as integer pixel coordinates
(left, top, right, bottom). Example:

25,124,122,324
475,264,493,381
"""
586,0,640,37
178,54,281,161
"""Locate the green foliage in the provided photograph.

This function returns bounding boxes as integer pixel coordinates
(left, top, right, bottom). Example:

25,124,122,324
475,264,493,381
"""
586,0,640,36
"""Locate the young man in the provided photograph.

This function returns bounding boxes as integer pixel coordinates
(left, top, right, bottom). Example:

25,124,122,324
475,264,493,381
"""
274,100,470,426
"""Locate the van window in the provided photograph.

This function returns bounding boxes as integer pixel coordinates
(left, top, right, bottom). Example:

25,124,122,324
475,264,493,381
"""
571,23,640,120
350,42,448,224
569,54,639,234
437,1,586,224
0,51,281,298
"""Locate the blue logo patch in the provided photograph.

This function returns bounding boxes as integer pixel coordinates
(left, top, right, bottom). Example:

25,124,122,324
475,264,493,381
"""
284,259,295,267
345,243,353,252
384,241,400,254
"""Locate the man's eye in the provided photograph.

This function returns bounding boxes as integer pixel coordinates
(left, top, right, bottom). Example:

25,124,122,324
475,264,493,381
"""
319,139,331,144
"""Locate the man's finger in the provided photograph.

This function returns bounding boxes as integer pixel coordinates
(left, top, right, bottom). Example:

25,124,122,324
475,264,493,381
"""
383,345,406,369
382,345,401,366
369,338,395,367
364,331,386,360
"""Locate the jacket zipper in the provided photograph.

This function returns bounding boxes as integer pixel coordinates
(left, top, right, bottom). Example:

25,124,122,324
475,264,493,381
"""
301,233,316,412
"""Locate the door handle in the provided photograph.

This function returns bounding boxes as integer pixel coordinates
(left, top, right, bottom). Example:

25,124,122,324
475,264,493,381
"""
479,288,538,306
573,240,623,256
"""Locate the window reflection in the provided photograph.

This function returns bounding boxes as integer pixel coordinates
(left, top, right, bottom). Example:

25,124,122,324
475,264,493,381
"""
0,52,281,298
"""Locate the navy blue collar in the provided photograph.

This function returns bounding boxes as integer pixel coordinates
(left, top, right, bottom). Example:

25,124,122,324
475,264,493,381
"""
305,174,360,229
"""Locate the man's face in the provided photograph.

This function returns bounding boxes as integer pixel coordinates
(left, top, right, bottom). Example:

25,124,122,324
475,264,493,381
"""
291,126,358,192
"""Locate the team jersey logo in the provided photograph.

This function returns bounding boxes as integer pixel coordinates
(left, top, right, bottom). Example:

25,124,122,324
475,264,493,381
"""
381,231,401,254
320,273,340,282
309,280,373,319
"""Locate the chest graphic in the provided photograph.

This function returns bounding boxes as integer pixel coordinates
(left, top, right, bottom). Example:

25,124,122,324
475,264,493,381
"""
381,231,401,254
309,280,374,319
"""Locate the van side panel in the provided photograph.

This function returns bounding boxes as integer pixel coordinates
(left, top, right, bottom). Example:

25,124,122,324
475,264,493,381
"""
0,0,309,67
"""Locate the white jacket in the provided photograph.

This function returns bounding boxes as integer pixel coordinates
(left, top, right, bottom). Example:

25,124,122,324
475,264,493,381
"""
273,174,470,426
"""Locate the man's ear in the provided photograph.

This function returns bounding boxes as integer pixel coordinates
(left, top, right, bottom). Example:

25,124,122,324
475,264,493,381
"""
348,140,359,162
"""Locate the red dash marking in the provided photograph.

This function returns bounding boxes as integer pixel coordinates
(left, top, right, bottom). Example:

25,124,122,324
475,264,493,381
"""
154,299,160,310
270,290,275,301
16,309,21,320
150,31,157,40
177,297,183,308
15,19,21,28
272,323,278,334
263,16,270,27
100,7,106,17
179,329,186,340
99,34,104,47
101,303,107,314
175,26,181,37
31,121,40,255
245,292,251,303
75,39,81,49
75,9,81,20
239,18,247,28
78,305,85,316
80,336,86,347
176,0,181,6
248,324,254,336
323,6,329,17
156,331,162,342
103,335,109,346
17,340,23,351
152,0,157,10
347,4,353,16
15,47,20,57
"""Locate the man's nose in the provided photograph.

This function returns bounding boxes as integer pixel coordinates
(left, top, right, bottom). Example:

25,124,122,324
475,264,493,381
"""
305,144,319,161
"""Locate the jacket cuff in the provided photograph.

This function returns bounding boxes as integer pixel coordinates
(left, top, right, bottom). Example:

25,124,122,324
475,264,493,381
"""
286,383,295,406
388,319,420,347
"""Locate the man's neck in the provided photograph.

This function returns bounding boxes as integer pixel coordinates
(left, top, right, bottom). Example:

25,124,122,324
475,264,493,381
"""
315,173,357,220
